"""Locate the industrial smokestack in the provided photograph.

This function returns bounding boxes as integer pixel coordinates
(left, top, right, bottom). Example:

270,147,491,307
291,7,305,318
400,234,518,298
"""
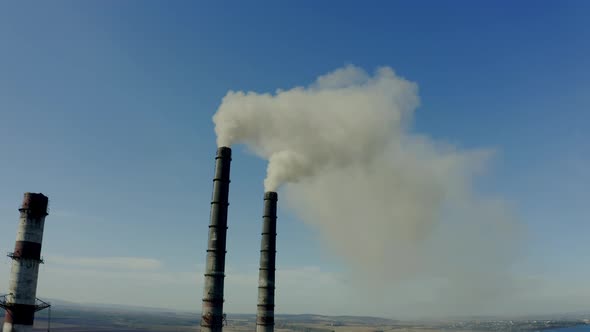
1,193,50,332
201,147,232,332
256,192,278,332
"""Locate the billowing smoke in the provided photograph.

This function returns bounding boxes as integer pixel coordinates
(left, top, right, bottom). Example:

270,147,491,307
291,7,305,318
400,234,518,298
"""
213,65,520,315
215,66,418,192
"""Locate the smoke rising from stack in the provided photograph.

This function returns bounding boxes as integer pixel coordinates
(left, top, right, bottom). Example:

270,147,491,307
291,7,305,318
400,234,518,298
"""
213,65,519,313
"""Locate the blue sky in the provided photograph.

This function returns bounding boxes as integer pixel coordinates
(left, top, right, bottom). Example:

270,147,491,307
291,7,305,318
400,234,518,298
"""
0,1,589,317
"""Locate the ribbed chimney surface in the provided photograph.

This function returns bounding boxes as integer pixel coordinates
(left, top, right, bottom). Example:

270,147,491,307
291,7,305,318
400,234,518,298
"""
201,147,232,332
256,191,278,332
2,193,49,332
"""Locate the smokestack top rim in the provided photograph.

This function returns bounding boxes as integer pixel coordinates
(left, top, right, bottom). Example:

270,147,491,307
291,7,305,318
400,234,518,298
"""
21,192,49,214
264,191,278,200
23,192,48,199
216,146,232,158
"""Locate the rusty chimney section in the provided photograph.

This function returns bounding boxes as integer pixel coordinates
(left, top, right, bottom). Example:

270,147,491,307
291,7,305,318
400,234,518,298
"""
256,191,278,332
201,147,232,332
2,193,49,332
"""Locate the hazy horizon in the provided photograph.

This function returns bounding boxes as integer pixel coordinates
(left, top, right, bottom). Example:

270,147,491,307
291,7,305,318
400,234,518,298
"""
3,296,590,321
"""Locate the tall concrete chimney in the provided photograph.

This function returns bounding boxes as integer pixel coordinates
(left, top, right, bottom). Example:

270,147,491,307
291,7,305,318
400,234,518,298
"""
2,193,50,332
256,192,278,332
201,147,232,332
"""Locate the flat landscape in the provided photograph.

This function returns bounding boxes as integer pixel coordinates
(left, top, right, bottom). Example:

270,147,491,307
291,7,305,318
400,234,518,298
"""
2,304,589,332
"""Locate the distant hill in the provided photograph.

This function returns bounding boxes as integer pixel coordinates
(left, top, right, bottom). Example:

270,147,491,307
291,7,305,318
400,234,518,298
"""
274,314,398,325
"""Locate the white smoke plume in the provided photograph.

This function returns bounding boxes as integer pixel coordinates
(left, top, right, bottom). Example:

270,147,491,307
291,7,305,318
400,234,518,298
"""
213,65,520,315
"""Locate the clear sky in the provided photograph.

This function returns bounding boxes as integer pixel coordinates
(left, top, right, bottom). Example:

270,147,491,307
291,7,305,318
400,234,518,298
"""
0,1,589,318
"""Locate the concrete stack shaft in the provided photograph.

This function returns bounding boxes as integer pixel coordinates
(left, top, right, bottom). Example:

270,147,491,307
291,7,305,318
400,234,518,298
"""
2,193,49,332
201,147,232,332
256,191,278,332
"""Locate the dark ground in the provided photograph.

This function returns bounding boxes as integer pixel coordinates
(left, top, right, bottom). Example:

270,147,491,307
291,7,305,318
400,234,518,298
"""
1,306,588,332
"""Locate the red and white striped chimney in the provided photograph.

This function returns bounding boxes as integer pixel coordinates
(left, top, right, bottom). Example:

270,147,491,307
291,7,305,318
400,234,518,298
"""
2,193,49,332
